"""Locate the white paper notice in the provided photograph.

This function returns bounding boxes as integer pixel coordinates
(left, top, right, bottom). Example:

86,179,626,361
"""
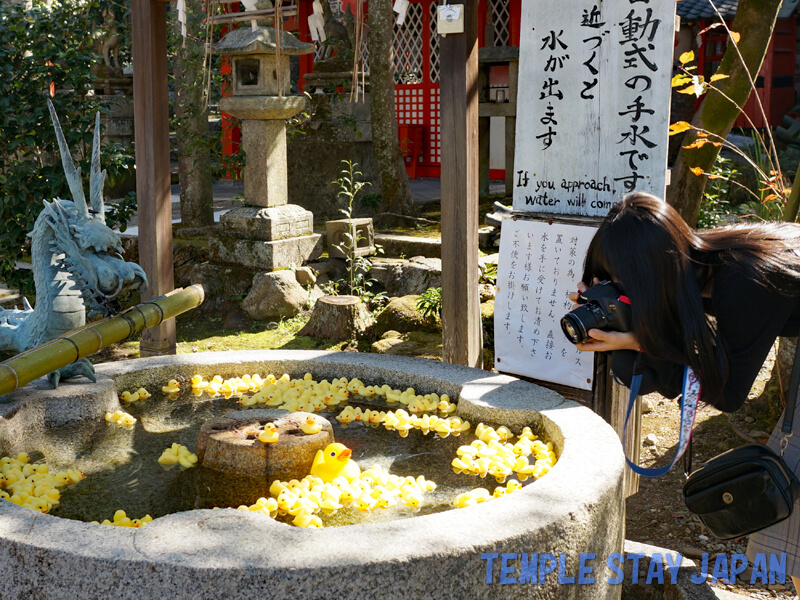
494,217,597,390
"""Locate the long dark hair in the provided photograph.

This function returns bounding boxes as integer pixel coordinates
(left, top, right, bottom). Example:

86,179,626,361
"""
583,192,800,407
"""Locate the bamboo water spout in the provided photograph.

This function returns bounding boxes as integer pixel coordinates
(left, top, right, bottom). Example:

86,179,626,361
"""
0,285,204,398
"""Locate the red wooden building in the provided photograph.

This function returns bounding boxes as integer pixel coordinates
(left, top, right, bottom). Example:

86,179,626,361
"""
676,0,799,128
219,0,522,180
295,0,522,179
222,0,799,181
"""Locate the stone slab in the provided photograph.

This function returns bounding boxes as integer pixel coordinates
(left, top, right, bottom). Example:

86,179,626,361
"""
209,233,323,270
620,540,729,600
221,204,313,241
220,95,306,120
374,233,442,259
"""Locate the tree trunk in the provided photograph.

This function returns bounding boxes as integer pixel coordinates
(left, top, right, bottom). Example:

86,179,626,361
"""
172,0,214,227
368,0,415,218
666,0,782,225
754,337,796,421
299,295,374,340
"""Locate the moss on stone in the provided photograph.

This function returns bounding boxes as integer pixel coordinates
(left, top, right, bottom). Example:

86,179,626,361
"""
370,330,443,361
373,295,441,337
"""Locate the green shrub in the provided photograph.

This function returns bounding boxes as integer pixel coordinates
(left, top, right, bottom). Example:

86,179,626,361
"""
0,0,134,289
416,287,443,324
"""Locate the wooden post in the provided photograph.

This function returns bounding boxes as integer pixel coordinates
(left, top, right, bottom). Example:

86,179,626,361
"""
478,59,490,197
440,0,482,368
593,353,640,496
131,0,176,356
505,59,518,198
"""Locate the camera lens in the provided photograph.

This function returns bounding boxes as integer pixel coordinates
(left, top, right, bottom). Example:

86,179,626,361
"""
560,313,588,345
561,303,608,344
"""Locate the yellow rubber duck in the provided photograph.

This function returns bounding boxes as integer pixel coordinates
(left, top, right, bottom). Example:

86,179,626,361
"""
105,410,137,429
300,417,322,435
119,391,137,406
310,443,361,483
161,379,180,394
136,388,152,401
259,423,279,444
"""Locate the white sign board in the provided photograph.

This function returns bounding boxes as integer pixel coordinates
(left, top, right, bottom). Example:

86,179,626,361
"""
494,218,597,390
513,1,676,216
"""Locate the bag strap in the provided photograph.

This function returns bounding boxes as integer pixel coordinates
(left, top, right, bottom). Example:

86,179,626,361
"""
622,361,700,477
778,336,800,453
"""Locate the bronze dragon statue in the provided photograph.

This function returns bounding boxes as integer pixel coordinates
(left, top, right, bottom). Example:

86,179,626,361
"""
0,100,147,386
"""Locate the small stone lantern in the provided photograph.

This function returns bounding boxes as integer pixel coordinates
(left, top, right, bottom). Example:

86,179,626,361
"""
210,27,322,271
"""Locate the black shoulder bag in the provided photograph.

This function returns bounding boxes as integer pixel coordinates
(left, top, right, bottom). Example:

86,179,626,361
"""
682,341,800,540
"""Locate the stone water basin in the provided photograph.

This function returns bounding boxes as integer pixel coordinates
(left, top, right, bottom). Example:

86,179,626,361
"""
0,350,625,600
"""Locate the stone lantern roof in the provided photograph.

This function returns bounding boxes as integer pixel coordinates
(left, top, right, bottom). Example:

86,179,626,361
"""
213,26,315,56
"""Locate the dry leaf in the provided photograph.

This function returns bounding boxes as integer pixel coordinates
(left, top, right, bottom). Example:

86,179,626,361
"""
763,194,778,203
668,121,692,136
683,141,707,150
697,131,709,138
672,74,692,87
730,31,741,44
710,73,730,83
677,86,697,95
708,175,722,180
679,50,695,65
690,167,704,176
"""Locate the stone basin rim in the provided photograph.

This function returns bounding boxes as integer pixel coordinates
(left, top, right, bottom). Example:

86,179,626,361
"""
0,350,624,573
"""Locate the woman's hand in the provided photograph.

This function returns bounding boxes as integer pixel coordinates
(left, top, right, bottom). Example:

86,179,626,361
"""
567,282,588,310
567,279,595,310
568,278,641,353
576,330,641,353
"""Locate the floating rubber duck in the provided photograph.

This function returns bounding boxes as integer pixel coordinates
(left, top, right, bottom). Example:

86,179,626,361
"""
104,410,136,429
300,417,322,435
136,388,151,401
157,444,198,470
259,423,279,444
496,426,514,442
161,379,180,394
92,510,153,527
119,391,137,406
310,443,361,483
238,394,258,407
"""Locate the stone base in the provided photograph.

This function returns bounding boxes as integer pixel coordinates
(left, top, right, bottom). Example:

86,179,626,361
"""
209,233,323,270
221,204,313,241
0,351,624,600
195,410,333,508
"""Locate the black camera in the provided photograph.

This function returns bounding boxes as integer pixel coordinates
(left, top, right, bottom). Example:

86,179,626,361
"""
560,281,632,345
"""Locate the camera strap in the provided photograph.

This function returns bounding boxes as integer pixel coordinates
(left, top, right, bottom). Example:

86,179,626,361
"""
622,365,700,477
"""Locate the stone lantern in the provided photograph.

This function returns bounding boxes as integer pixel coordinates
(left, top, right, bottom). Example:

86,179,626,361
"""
210,27,321,270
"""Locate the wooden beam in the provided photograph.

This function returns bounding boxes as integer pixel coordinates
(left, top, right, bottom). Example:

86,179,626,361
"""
440,0,482,368
209,6,298,25
131,0,176,356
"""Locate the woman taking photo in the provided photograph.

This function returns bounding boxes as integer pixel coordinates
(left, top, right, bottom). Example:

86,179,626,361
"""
569,192,800,588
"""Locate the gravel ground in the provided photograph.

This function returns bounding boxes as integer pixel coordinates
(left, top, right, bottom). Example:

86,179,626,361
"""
625,345,798,599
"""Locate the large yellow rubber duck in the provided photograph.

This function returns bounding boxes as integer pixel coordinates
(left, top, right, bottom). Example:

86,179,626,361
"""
310,443,361,483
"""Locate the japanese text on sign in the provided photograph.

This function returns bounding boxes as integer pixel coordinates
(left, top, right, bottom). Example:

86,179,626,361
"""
513,0,675,217
495,218,597,390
